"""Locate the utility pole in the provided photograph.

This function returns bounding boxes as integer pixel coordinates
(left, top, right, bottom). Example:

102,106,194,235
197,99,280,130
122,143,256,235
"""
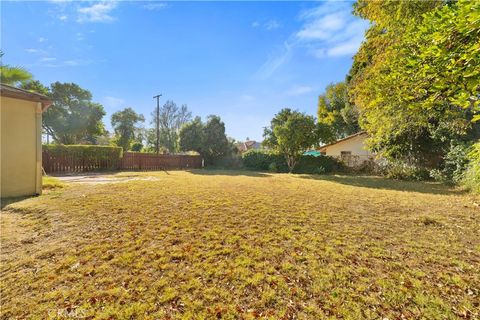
153,94,162,154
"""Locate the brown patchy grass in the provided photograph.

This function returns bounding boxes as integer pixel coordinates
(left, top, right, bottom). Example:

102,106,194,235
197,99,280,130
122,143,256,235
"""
1,170,479,319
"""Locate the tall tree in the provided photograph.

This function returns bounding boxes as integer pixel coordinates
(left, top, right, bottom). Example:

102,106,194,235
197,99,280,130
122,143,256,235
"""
263,108,318,172
178,115,230,164
317,81,360,140
179,116,204,154
348,0,479,166
111,107,145,151
0,52,32,86
203,115,229,163
150,100,192,152
44,82,106,144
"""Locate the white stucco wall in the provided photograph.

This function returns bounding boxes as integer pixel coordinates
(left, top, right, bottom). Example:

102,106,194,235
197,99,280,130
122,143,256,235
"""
321,133,374,167
323,133,372,157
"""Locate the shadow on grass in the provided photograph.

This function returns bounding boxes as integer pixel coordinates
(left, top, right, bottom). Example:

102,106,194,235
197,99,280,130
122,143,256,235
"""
187,169,271,178
1,196,32,210
299,174,463,195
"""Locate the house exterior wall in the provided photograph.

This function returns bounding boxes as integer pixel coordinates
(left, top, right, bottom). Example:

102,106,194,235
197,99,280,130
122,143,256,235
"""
1,96,42,197
322,133,374,167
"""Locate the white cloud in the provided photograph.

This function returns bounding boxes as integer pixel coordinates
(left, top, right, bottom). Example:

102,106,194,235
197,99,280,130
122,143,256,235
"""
33,58,92,68
313,37,363,58
143,2,167,11
59,14,68,21
296,3,368,58
64,59,92,66
265,20,280,30
25,48,48,55
40,57,57,62
287,85,314,96
255,1,368,78
254,40,293,80
297,12,346,41
77,1,117,23
38,37,47,43
252,19,280,31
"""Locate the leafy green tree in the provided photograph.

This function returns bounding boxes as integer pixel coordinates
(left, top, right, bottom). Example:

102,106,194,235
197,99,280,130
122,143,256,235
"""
111,107,145,151
44,82,106,144
150,100,192,152
131,142,143,152
179,116,204,153
19,80,50,95
263,108,317,172
178,115,230,164
317,82,360,140
0,52,32,86
203,115,230,164
348,0,479,166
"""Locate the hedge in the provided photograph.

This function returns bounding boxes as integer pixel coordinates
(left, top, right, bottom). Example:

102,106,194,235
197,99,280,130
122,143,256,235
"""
242,149,339,174
43,145,123,161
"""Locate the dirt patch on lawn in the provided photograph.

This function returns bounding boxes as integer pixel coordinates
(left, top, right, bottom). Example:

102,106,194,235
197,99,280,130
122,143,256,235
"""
54,173,160,184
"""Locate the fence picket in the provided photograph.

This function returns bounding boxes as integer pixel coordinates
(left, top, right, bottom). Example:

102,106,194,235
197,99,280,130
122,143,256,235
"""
42,150,202,174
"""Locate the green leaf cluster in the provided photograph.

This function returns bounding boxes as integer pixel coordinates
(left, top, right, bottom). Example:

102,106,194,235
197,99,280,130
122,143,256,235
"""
349,0,480,166
263,108,318,172
317,81,360,141
179,115,230,164
111,108,145,151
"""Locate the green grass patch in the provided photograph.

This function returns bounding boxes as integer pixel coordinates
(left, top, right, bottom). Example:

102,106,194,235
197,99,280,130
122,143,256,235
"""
42,176,64,190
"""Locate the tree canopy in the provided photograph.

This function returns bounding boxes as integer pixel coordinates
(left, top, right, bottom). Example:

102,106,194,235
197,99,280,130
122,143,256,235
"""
263,108,318,172
179,116,204,154
44,82,106,145
348,0,480,166
317,81,360,141
111,107,145,151
149,100,192,153
178,115,230,164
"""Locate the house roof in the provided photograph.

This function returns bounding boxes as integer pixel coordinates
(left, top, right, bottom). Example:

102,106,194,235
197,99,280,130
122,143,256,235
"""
1,83,53,111
319,131,367,151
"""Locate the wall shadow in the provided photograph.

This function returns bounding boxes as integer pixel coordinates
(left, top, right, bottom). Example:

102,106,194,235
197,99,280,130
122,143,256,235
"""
298,174,464,196
1,196,32,210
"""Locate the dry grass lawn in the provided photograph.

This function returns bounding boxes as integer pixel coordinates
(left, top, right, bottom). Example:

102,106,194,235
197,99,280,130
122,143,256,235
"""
1,170,479,319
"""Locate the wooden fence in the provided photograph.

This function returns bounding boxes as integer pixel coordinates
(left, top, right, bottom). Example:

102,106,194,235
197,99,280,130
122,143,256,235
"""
121,152,203,171
43,150,203,174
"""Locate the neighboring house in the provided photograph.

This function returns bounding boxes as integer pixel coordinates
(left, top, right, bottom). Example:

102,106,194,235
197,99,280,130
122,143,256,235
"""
1,84,52,197
236,140,262,153
319,131,374,167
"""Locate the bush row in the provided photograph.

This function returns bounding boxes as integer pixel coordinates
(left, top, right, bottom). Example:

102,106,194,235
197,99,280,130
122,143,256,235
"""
241,149,340,174
43,144,123,160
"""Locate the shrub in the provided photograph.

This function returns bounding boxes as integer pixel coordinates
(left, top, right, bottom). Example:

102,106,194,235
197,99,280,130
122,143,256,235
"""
462,142,480,193
242,150,339,174
292,155,338,174
430,142,471,183
210,154,243,169
377,160,430,181
44,144,123,159
242,150,273,171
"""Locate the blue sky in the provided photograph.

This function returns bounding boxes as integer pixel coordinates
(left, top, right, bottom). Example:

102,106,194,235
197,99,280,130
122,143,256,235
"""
2,1,368,141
